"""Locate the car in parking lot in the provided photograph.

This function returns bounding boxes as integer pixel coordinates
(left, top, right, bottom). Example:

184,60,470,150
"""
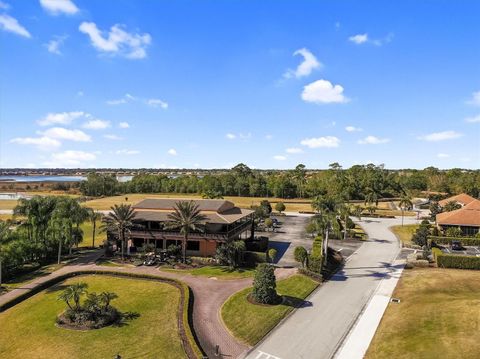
451,240,464,251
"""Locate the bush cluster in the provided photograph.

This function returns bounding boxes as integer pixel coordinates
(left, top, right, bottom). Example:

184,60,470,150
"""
436,253,480,270
429,236,480,247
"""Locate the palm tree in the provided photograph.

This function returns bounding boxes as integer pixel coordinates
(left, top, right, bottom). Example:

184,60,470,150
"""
100,291,118,310
337,204,352,240
0,220,11,287
399,194,413,227
102,204,136,260
167,201,207,263
87,208,102,247
58,282,88,311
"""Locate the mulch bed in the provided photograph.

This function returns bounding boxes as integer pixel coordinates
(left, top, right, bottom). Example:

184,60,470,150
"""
246,292,283,306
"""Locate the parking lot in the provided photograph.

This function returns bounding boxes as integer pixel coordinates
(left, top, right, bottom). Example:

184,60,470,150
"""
439,245,480,256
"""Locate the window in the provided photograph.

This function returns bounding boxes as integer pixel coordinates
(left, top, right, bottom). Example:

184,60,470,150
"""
187,241,200,251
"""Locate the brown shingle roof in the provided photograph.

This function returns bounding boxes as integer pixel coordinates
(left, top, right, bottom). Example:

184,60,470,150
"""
438,193,477,207
437,199,480,227
133,198,235,213
132,208,253,224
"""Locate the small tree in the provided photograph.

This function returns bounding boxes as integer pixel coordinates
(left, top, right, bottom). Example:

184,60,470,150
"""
268,248,277,263
443,201,461,213
445,226,463,238
260,200,272,216
305,221,316,238
275,202,286,214
264,218,273,231
294,246,308,268
252,263,278,304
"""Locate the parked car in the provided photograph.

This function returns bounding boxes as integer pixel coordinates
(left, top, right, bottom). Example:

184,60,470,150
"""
451,241,464,251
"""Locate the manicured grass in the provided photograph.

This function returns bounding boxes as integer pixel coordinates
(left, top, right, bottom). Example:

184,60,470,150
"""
0,214,13,221
221,274,319,345
83,193,313,212
0,275,187,359
79,220,106,247
162,265,255,279
390,224,419,245
366,268,480,359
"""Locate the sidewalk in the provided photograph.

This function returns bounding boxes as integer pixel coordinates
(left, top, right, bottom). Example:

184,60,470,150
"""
334,258,405,359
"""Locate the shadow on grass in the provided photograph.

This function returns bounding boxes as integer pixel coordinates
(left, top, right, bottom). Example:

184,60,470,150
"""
113,311,141,327
281,295,313,308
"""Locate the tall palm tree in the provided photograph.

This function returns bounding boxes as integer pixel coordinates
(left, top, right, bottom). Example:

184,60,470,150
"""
337,204,352,241
58,282,88,311
167,201,207,263
399,194,413,227
87,208,102,248
102,204,136,260
0,220,11,287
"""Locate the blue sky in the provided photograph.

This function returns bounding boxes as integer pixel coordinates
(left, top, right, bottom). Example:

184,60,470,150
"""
0,0,479,169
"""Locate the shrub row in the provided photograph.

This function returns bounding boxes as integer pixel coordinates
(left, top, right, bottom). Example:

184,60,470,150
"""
243,251,267,267
0,270,204,359
436,253,480,270
308,237,323,273
429,236,480,246
298,268,323,282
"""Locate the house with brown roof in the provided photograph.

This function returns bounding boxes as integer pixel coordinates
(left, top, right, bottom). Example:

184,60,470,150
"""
438,193,476,208
437,199,480,236
117,198,255,257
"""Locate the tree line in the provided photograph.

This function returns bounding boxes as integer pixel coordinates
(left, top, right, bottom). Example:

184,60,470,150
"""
79,163,480,200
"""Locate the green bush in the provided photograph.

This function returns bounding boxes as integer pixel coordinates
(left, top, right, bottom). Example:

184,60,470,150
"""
294,246,308,268
445,227,463,238
275,202,286,213
431,247,443,261
251,263,278,304
436,253,480,270
243,251,267,267
308,237,323,273
268,248,278,263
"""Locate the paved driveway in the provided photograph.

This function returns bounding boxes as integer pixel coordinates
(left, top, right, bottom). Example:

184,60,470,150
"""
267,214,312,267
244,216,419,359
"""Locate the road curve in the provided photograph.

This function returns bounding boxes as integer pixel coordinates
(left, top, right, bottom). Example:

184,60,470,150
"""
244,216,418,359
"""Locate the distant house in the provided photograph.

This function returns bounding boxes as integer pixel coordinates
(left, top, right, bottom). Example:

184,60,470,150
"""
436,199,480,236
438,193,477,208
112,198,255,256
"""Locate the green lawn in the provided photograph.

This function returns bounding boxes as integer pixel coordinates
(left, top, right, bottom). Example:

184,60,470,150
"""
0,275,187,359
366,268,480,359
390,224,419,245
221,274,319,345
161,265,255,279
2,262,68,291
79,220,106,247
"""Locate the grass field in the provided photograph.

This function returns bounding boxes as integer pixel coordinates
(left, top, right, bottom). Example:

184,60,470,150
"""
221,274,319,345
78,220,106,247
390,224,419,245
366,268,480,359
2,263,66,291
0,275,187,359
161,266,255,279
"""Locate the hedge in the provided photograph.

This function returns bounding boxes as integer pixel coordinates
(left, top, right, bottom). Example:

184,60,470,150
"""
298,268,323,282
243,251,267,267
0,270,204,359
308,237,323,273
429,236,480,246
436,253,480,270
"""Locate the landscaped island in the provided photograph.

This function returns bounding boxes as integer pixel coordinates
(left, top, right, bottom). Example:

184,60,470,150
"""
0,275,189,359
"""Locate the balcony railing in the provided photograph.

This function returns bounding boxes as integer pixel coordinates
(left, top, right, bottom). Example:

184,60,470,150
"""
129,220,253,241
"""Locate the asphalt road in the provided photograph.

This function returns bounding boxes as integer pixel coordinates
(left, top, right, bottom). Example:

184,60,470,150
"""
244,216,419,359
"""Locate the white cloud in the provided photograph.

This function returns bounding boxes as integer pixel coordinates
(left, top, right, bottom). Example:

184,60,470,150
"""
467,91,480,106
417,131,463,142
167,148,177,156
465,114,480,123
79,22,151,59
45,35,67,55
104,134,122,140
40,0,78,15
0,14,31,38
273,155,287,161
349,33,368,44
286,147,304,154
10,136,61,151
358,135,390,145
226,133,236,140
146,98,168,109
0,1,10,10
119,121,130,128
284,48,322,79
265,134,273,140
437,153,450,158
45,150,96,167
38,111,87,126
300,136,340,148
40,127,91,142
115,149,140,155
82,119,110,130
301,79,349,104
77,90,84,97
106,98,127,105
345,126,362,132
